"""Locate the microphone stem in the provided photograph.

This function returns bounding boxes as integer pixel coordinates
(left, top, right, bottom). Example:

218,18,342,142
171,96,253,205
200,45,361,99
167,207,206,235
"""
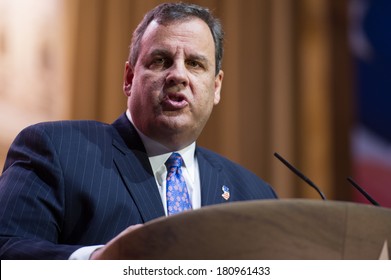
274,152,327,200
347,177,380,206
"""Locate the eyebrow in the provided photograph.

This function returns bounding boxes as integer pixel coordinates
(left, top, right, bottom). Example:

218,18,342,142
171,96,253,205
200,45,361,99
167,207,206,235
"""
149,49,171,58
187,54,209,64
149,49,210,64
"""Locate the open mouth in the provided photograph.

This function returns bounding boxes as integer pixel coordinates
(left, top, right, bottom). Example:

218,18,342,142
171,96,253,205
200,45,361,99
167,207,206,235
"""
161,93,189,110
168,93,185,102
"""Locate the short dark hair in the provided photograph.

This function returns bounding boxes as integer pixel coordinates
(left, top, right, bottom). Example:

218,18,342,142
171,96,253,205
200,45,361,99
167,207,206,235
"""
129,2,224,75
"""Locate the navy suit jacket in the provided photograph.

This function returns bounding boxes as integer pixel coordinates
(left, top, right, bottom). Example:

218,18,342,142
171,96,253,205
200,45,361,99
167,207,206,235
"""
0,113,277,259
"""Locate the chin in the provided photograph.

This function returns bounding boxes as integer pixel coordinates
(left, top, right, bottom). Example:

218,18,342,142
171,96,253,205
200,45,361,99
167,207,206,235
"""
158,114,191,128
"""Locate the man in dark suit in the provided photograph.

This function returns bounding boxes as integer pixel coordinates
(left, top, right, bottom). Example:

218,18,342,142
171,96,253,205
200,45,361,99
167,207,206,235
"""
0,2,277,260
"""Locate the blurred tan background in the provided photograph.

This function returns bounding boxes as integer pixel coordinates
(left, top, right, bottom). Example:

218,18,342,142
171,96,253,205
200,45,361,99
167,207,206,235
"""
0,0,353,201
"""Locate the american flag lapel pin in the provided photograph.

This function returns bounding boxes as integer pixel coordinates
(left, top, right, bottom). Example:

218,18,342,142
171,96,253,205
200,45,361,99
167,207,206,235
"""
221,185,230,200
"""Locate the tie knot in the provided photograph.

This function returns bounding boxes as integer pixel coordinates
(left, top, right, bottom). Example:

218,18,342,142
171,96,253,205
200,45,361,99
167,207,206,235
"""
165,152,183,169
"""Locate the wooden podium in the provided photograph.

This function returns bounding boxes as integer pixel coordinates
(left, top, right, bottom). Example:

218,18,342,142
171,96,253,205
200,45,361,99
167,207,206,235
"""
98,199,391,259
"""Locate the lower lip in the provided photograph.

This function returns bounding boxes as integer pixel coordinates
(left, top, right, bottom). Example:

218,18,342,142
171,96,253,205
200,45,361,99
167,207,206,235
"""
161,99,188,110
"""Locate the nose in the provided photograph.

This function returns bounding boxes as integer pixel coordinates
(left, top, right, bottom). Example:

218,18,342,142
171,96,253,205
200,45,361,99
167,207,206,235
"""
165,61,189,87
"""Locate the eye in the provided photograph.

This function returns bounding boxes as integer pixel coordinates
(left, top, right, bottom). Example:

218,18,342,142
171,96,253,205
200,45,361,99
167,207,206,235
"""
148,57,171,70
153,57,165,65
186,60,202,68
148,57,167,70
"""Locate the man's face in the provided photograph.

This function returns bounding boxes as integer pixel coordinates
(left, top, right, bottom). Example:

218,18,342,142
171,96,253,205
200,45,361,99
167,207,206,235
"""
124,18,223,150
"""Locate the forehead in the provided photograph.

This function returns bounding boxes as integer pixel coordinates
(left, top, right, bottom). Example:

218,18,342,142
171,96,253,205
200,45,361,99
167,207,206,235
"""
140,18,215,58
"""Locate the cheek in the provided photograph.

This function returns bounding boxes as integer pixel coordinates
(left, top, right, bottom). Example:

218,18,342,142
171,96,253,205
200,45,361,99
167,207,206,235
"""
131,74,162,102
142,71,165,92
193,90,216,118
202,81,220,106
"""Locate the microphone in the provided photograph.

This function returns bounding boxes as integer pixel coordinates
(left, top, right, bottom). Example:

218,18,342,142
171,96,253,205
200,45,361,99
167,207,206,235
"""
273,152,327,200
346,177,381,207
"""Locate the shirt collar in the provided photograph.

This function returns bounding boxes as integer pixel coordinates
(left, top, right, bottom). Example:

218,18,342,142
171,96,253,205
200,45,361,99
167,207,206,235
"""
149,144,196,182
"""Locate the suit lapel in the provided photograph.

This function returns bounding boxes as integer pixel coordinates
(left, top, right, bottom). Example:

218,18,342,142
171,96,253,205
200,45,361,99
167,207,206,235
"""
197,148,229,206
111,114,165,223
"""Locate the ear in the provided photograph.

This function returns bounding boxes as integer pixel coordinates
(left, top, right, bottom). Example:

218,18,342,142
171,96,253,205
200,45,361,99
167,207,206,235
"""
213,70,224,105
123,61,134,97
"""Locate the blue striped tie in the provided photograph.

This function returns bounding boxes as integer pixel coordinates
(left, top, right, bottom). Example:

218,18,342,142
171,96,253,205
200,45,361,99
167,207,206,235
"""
165,153,192,215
